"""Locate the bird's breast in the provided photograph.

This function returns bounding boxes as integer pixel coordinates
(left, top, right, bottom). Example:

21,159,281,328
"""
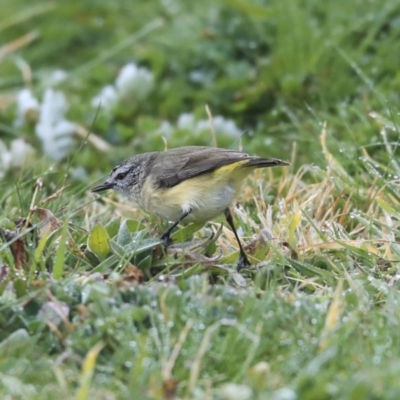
140,175,241,222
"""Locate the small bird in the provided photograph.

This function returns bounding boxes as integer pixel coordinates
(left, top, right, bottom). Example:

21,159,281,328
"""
92,146,289,269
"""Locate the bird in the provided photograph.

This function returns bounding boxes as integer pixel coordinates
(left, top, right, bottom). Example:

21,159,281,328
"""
92,146,289,270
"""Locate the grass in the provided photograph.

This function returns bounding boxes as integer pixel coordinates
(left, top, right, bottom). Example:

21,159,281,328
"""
1,0,400,399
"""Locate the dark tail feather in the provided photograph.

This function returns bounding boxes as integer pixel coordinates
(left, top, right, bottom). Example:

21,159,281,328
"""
246,157,290,168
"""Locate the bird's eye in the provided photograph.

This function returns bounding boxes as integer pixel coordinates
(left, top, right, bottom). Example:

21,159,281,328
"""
115,171,128,181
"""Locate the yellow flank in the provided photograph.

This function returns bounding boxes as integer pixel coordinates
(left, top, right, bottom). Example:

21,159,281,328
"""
139,159,257,222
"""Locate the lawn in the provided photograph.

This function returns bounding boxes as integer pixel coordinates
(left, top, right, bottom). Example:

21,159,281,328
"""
1,0,400,399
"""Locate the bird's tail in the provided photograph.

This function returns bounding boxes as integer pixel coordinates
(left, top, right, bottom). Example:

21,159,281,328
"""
246,157,290,168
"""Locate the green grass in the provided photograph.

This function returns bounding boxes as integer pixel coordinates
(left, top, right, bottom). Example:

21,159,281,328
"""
1,0,400,398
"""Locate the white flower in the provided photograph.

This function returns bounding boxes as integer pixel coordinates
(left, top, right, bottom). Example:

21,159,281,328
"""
217,383,252,400
0,139,35,177
194,120,209,135
36,121,75,162
39,89,69,126
35,89,76,161
158,121,173,137
0,140,11,178
115,63,139,91
212,116,241,137
14,89,40,126
177,113,241,137
163,113,242,140
41,69,68,86
91,85,118,110
115,63,154,99
91,62,154,110
177,113,196,130
196,116,241,137
9,139,35,168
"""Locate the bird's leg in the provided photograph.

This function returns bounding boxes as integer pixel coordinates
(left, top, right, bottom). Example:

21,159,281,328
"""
160,209,192,248
224,208,251,270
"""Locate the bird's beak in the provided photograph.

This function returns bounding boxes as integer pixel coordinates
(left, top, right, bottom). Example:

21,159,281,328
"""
91,180,114,193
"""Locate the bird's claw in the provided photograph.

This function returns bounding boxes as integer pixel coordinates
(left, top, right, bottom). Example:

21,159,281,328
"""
236,253,251,271
161,233,173,248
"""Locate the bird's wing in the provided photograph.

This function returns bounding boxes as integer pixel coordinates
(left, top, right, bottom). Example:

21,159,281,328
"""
150,147,250,188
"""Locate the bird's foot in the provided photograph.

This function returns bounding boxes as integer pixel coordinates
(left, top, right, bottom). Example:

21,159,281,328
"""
160,232,173,248
236,253,251,271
